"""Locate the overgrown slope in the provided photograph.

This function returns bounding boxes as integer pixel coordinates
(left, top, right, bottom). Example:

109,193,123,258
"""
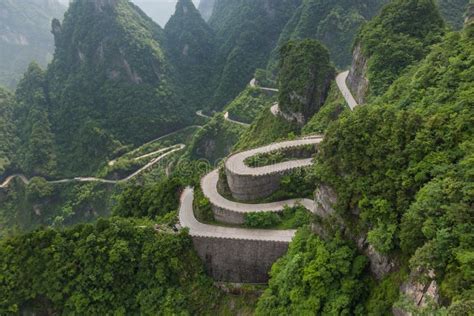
14,0,190,176
207,0,301,110
267,0,387,73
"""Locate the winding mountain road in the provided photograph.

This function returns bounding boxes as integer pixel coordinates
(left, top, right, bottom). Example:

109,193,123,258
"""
336,71,358,110
179,187,296,242
180,72,358,242
196,110,250,127
0,144,185,189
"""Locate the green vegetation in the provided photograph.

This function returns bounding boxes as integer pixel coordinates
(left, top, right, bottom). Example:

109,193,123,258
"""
0,0,65,89
113,177,183,219
0,178,113,238
24,0,191,176
208,0,301,109
97,125,197,179
278,39,335,123
0,88,15,174
303,82,349,134
311,24,473,311
14,64,57,177
224,86,275,124
244,145,316,168
193,188,215,223
357,0,446,97
234,105,300,151
244,206,312,229
437,0,470,29
256,228,369,314
164,0,216,109
267,0,387,72
186,114,244,163
0,217,220,314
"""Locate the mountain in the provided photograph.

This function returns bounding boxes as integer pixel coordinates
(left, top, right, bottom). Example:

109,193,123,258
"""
131,0,200,27
277,39,335,125
13,0,190,176
207,0,302,110
267,0,388,74
0,0,66,89
164,0,216,109
437,0,470,29
347,0,445,103
197,0,215,21
258,3,473,314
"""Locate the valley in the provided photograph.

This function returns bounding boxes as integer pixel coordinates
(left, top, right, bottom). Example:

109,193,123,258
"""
0,0,472,315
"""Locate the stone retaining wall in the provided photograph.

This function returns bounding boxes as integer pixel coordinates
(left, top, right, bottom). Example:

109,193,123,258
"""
191,236,289,283
225,169,284,201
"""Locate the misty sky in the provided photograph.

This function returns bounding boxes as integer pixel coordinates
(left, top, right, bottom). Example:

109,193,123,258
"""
57,0,201,27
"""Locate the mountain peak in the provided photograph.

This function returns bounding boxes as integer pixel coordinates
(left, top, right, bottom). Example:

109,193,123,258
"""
175,0,199,16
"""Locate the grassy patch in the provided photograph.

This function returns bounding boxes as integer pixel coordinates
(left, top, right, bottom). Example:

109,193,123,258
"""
244,205,312,229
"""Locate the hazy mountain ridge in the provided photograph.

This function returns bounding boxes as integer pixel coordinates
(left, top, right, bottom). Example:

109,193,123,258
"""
0,0,66,89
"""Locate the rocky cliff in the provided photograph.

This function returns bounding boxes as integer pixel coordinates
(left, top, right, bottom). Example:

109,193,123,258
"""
346,43,369,104
17,0,189,176
278,39,334,125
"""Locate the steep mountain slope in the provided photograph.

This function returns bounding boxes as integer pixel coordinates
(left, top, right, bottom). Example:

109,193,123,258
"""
198,0,216,21
277,39,335,124
267,0,387,73
24,0,190,176
437,0,470,29
255,9,473,314
164,0,216,109
0,88,16,174
0,0,66,89
347,0,445,103
207,0,302,110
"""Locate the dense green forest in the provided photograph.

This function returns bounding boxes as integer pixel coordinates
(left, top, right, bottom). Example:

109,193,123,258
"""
356,0,446,97
278,39,335,123
0,0,472,314
0,217,219,314
267,0,388,73
207,0,301,109
164,0,216,109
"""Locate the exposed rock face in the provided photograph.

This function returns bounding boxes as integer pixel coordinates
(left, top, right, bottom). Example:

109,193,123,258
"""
393,271,439,316
361,242,396,279
197,0,216,21
347,42,369,104
278,40,335,125
466,3,474,25
314,184,337,218
312,183,395,278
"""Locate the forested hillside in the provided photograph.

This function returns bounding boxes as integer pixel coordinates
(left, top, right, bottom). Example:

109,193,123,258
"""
0,0,65,89
165,0,216,109
349,0,446,100
15,0,190,176
267,0,388,73
261,3,473,313
207,0,301,109
0,0,472,314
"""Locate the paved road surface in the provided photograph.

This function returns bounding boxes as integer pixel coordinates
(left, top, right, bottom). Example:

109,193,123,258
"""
225,137,322,176
179,187,296,242
201,169,315,214
0,144,185,188
336,71,358,110
180,68,361,242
